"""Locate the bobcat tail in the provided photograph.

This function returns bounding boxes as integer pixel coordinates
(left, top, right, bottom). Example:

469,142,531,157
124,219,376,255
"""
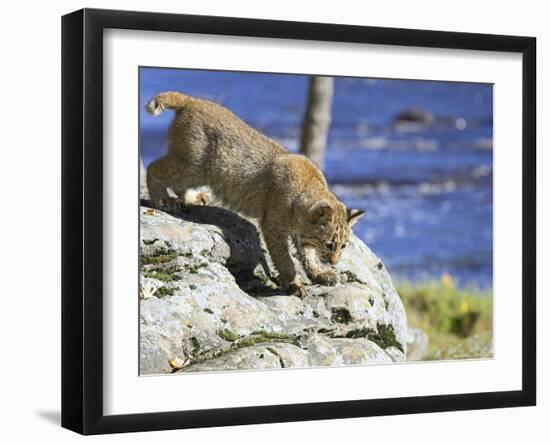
146,91,191,116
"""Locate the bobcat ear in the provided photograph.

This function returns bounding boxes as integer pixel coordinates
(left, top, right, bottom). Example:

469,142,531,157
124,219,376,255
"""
310,202,333,224
347,208,365,227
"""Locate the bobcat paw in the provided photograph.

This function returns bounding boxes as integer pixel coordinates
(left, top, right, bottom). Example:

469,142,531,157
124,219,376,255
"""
313,269,338,286
288,282,308,298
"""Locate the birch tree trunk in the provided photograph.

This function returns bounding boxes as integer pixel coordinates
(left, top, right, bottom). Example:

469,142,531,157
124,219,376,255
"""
300,76,334,170
140,158,149,200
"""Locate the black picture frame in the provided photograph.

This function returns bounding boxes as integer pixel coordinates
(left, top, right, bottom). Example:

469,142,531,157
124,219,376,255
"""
61,8,536,435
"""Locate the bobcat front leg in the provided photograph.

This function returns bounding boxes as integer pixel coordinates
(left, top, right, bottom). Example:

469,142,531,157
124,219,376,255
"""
262,222,306,297
302,246,338,286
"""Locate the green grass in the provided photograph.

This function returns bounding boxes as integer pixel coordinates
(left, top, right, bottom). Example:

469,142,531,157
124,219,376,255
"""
217,329,300,347
331,307,353,324
140,248,180,266
344,324,404,353
340,270,366,284
142,267,182,282
397,280,493,360
218,329,240,342
187,262,208,274
155,286,177,297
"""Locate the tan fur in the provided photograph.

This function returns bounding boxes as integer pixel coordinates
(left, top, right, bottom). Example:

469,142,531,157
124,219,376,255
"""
146,91,364,295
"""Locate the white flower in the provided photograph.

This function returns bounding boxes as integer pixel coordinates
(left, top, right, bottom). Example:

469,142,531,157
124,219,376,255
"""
140,283,158,300
168,356,191,370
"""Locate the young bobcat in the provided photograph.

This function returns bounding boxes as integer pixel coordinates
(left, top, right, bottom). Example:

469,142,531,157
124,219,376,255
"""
146,91,364,296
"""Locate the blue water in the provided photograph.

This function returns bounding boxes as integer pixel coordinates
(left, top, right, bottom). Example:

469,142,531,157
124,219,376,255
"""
140,68,493,288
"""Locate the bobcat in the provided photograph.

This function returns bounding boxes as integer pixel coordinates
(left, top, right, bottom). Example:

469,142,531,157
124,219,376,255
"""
146,91,364,296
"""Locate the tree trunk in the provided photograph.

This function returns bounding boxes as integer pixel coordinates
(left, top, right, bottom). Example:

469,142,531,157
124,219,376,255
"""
300,76,334,170
140,158,149,200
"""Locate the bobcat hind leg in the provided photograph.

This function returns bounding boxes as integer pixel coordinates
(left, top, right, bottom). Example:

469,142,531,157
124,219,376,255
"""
146,156,182,212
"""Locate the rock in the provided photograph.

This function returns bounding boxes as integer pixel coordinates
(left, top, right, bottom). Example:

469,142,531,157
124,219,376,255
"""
393,107,435,130
139,202,409,374
406,327,429,361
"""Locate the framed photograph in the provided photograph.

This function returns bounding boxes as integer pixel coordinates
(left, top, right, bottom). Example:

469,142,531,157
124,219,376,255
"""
62,8,536,435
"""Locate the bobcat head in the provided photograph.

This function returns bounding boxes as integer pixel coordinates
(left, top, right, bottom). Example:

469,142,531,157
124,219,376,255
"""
298,200,365,265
